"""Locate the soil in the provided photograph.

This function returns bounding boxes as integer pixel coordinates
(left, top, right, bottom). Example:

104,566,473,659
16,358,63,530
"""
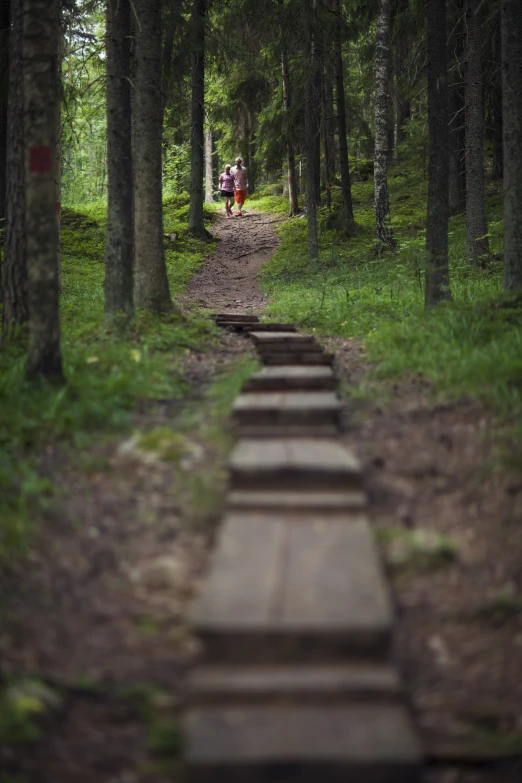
1,211,522,782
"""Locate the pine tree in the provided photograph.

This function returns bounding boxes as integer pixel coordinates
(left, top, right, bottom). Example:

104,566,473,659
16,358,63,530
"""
425,0,451,306
188,0,208,238
501,0,522,291
374,0,394,247
2,0,27,332
105,0,134,322
134,0,172,312
332,0,354,234
464,0,489,264
303,0,319,259
24,0,63,380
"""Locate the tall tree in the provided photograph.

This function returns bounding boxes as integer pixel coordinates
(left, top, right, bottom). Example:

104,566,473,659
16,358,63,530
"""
501,0,522,291
491,17,503,180
134,0,172,312
374,0,394,246
464,0,489,264
24,0,63,380
188,0,207,238
2,0,27,332
303,0,319,259
448,0,466,213
281,47,299,216
105,0,134,322
332,0,354,233
425,0,451,306
0,0,9,233
204,120,213,204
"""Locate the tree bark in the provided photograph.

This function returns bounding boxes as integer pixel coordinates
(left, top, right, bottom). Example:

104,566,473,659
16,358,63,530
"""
501,0,522,291
188,0,207,238
448,0,466,212
54,0,62,285
491,19,503,180
374,0,394,247
425,0,451,306
24,0,63,380
320,61,332,210
281,48,299,216
134,0,172,312
204,120,213,203
105,0,134,322
0,0,9,234
332,0,354,232
464,0,489,264
2,0,27,331
303,0,319,259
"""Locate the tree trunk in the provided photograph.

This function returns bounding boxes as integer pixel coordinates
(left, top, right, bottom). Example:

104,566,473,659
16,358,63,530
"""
0,0,9,236
188,0,207,238
425,0,451,306
448,0,466,212
105,0,133,322
374,0,394,247
332,0,354,232
387,62,395,162
54,0,62,286
324,66,336,179
491,19,503,180
3,0,27,332
204,120,213,203
24,0,62,380
303,0,319,259
464,0,489,264
134,0,172,313
320,61,332,210
281,48,299,216
502,0,522,291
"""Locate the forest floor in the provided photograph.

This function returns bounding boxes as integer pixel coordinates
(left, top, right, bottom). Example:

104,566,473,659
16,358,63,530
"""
1,206,522,783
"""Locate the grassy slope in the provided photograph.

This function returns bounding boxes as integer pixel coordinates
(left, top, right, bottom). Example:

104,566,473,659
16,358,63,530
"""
251,165,522,447
0,197,246,557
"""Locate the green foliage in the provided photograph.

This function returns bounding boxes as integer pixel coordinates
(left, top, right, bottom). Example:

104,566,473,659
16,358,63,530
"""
0,201,216,560
259,164,521,458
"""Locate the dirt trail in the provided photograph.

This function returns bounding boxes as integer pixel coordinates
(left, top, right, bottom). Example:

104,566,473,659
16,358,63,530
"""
183,209,281,314
0,210,280,783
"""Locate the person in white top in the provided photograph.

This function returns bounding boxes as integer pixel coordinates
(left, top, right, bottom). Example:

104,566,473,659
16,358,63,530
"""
231,156,248,216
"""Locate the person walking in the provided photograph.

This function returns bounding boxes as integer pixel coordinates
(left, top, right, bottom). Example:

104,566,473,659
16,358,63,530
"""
231,156,248,216
218,164,235,218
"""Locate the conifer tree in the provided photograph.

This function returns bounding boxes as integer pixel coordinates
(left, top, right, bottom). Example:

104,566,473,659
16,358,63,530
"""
24,0,63,380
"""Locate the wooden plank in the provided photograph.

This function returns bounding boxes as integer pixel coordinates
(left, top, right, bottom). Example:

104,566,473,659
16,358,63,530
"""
215,313,259,323
250,331,314,343
184,704,422,783
232,392,341,430
192,513,390,664
227,489,367,512
235,424,340,438
242,366,336,392
191,515,284,642
187,663,402,706
262,352,333,366
281,517,392,659
228,438,362,491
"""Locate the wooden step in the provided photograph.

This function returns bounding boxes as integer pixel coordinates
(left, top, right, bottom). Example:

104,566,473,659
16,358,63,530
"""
262,352,334,366
184,704,422,782
215,313,259,323
191,513,392,664
228,438,362,492
227,489,367,512
218,322,298,333
249,331,315,344
242,365,336,392
187,663,402,706
232,392,341,431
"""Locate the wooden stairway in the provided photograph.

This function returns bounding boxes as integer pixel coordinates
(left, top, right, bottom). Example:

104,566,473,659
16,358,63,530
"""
183,313,423,782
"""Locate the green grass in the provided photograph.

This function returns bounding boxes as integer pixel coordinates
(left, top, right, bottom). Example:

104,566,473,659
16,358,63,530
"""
0,198,218,559
259,163,522,453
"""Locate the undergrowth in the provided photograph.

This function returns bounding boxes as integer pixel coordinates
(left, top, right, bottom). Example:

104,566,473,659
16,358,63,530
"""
0,197,217,559
257,162,522,455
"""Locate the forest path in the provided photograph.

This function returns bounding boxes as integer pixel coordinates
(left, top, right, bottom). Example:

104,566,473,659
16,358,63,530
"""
183,208,282,314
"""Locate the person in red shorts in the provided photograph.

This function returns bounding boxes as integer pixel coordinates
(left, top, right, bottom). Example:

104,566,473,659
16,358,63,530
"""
231,156,248,216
